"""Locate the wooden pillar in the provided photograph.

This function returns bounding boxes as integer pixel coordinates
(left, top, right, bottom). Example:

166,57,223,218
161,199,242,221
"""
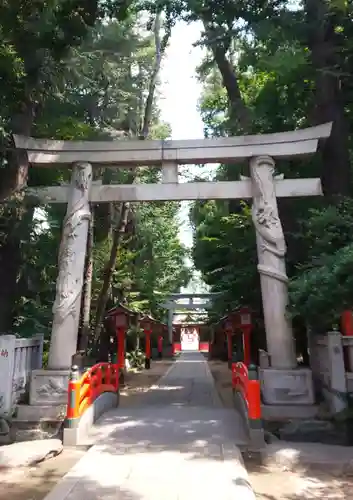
239,308,252,366
117,327,126,370
113,311,129,371
157,335,163,359
145,329,152,369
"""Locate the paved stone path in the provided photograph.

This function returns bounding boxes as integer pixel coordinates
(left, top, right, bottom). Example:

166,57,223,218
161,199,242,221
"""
44,352,254,500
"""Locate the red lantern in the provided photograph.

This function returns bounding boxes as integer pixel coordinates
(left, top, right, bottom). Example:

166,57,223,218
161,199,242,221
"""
240,309,251,327
115,313,128,328
225,320,232,332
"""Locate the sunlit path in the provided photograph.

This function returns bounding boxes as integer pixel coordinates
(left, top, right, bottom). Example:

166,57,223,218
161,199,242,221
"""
44,353,254,500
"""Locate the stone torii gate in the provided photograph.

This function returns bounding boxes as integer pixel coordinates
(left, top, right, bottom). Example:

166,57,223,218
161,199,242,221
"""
161,293,217,343
13,122,331,408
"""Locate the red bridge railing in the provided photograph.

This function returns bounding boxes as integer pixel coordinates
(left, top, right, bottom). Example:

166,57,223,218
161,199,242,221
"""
232,361,261,424
66,362,119,425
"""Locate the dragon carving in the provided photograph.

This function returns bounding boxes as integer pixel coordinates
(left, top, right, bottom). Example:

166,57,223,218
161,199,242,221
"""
249,155,288,284
52,163,92,324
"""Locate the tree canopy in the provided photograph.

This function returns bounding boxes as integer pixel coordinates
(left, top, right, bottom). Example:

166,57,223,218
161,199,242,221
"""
186,0,353,333
0,1,190,346
0,0,352,352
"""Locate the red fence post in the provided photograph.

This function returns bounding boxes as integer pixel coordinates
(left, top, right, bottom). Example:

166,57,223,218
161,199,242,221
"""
247,364,262,423
65,365,81,428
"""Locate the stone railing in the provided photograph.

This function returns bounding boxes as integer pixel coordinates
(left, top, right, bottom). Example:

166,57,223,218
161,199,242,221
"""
0,334,43,415
310,331,353,414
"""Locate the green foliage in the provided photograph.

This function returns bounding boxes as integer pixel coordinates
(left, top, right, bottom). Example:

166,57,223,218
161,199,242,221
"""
188,0,353,332
288,244,353,331
191,200,260,319
0,8,189,338
288,199,353,330
126,348,146,369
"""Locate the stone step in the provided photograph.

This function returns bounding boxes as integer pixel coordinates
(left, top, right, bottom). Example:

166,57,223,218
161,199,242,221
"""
16,404,66,422
261,403,319,420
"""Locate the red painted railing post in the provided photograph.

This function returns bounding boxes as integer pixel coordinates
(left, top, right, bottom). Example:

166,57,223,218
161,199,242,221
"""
247,364,262,424
96,365,103,398
65,365,81,426
232,362,262,434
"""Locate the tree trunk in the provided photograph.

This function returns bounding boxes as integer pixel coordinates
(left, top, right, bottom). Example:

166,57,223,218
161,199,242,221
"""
201,20,252,134
304,0,351,197
93,203,130,347
212,45,252,134
0,100,35,332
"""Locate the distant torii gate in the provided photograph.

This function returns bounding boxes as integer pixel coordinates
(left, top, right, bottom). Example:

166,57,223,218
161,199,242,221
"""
12,123,332,408
160,293,218,343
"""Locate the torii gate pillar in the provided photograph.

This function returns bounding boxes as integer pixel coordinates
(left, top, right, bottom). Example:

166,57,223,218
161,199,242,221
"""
250,155,315,406
48,163,92,370
250,156,296,370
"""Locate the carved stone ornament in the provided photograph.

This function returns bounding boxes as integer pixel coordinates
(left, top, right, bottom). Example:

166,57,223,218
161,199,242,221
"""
250,155,288,283
36,377,67,397
52,163,92,324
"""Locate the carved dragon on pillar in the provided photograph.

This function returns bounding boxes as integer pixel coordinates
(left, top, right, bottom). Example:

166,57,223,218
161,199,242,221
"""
52,163,91,323
248,155,288,284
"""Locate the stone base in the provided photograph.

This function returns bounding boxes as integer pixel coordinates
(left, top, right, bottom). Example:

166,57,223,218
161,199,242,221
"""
262,403,319,420
260,367,315,405
16,404,66,422
29,369,70,406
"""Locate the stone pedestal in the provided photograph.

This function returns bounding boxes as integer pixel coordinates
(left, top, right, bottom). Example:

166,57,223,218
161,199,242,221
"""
29,369,70,406
260,367,315,405
259,349,270,368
